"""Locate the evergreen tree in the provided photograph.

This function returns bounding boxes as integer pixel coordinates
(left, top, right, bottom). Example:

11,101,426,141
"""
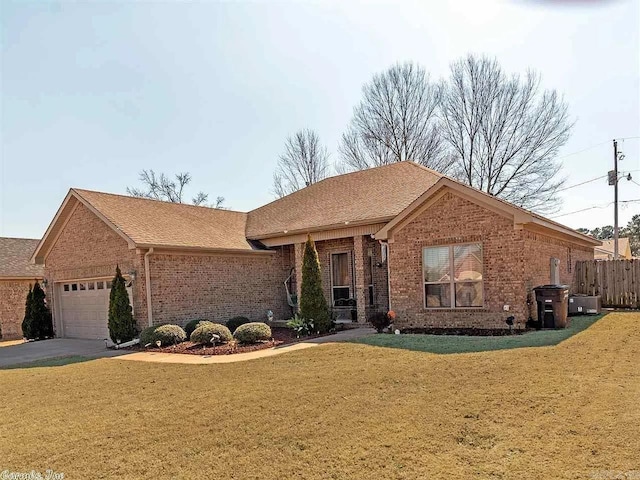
32,282,53,338
299,235,331,332
108,266,136,343
22,282,53,340
21,284,34,339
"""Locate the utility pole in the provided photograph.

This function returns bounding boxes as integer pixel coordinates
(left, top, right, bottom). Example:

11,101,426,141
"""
613,139,619,259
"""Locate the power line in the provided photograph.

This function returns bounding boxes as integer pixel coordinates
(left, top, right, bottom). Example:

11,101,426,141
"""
550,202,613,219
556,141,610,160
556,137,639,161
550,199,640,219
557,175,607,193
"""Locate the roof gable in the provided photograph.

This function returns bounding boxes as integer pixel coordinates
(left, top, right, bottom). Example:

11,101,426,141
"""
246,162,442,238
32,189,260,263
375,177,601,247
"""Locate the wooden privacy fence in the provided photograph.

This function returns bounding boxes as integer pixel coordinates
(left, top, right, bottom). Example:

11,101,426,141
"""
573,259,640,309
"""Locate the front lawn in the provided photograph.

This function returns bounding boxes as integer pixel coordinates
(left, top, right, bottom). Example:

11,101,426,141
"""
0,312,638,479
352,314,605,354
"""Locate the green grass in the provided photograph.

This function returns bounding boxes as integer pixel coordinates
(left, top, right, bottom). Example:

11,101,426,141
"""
351,314,605,354
2,355,91,370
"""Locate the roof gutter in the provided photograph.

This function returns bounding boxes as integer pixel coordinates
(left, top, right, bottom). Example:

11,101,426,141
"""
246,216,397,241
527,217,602,247
144,247,154,328
0,276,44,281
135,244,274,255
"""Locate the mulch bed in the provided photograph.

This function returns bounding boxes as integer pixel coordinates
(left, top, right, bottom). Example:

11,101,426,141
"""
125,327,331,356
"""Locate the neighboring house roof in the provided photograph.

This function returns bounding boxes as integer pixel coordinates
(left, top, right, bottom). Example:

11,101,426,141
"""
246,162,442,239
595,238,632,259
0,237,44,278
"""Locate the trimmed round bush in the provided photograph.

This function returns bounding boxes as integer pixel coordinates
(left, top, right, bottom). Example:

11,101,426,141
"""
233,322,272,344
184,319,212,338
139,324,165,346
190,323,233,345
151,324,186,346
226,316,251,333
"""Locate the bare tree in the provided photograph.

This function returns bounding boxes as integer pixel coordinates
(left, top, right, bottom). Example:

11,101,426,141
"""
440,54,572,213
272,129,331,198
127,170,224,208
337,62,450,173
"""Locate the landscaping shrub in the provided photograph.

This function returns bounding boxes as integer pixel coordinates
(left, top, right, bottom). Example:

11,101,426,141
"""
107,266,136,343
190,323,233,345
150,324,186,346
299,235,331,333
22,282,54,340
286,314,315,337
139,325,160,346
369,311,392,333
226,316,252,333
184,319,212,338
233,322,272,344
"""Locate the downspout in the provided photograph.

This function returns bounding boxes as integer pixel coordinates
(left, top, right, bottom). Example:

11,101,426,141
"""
144,248,154,327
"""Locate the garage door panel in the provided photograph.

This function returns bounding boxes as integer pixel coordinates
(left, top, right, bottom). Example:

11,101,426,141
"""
58,279,132,340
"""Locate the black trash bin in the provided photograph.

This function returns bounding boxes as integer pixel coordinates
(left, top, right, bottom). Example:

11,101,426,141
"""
533,285,569,328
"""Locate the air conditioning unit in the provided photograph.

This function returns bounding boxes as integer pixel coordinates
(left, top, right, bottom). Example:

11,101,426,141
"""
568,295,601,315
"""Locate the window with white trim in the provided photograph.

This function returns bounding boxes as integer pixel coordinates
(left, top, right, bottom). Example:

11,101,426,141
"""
423,243,483,308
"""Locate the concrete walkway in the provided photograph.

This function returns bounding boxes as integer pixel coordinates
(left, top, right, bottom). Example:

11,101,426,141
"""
113,327,375,365
0,338,123,367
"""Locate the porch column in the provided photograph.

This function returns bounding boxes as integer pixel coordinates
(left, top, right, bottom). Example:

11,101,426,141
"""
294,242,304,312
353,235,368,323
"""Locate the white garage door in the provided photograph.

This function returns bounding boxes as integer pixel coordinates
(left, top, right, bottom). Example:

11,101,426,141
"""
58,279,132,340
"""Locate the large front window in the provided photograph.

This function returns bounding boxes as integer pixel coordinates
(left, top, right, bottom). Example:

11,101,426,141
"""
423,243,483,308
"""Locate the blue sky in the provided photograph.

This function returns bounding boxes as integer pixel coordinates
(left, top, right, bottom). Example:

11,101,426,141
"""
1,0,638,239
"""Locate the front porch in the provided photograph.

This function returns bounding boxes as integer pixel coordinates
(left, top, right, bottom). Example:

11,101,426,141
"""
290,235,389,324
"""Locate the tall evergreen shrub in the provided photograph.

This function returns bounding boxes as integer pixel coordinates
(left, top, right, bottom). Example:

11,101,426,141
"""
299,235,331,333
22,282,53,339
108,266,136,343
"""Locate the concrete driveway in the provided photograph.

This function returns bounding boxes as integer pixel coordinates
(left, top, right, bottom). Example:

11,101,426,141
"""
0,338,123,368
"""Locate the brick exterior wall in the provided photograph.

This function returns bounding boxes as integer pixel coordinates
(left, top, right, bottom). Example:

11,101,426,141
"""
291,236,389,323
147,248,291,326
390,192,521,330
522,230,594,320
388,192,594,330
0,279,39,339
44,202,293,334
41,193,593,336
44,202,144,335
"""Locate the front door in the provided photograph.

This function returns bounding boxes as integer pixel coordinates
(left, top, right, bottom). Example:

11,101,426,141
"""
331,252,351,304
